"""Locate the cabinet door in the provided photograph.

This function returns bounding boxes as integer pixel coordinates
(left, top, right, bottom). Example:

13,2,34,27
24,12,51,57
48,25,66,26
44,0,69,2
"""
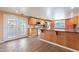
44,31,51,41
66,32,79,50
50,31,57,43
56,32,66,46
40,30,50,41
28,18,37,25
40,30,57,43
28,28,38,37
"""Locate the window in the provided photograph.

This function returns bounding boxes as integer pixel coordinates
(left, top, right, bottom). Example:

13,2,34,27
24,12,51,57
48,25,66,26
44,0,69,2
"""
54,20,65,29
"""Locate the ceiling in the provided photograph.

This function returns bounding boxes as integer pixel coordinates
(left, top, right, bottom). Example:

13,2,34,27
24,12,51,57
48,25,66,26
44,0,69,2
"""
0,7,79,20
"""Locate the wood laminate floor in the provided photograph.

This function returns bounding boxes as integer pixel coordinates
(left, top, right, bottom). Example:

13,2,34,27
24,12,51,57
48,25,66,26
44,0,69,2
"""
0,37,72,52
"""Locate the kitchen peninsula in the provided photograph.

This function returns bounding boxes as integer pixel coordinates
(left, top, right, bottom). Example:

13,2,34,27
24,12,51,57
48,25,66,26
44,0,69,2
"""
41,29,79,51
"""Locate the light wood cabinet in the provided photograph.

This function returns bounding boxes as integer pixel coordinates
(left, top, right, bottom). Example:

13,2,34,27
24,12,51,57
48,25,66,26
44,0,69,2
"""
56,31,66,46
28,17,45,25
41,30,51,41
38,19,45,25
41,30,57,43
50,31,57,43
28,28,38,37
40,29,79,51
66,32,79,50
28,18,37,25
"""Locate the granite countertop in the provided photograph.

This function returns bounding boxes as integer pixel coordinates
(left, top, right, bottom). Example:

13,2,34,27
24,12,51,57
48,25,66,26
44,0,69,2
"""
41,28,79,33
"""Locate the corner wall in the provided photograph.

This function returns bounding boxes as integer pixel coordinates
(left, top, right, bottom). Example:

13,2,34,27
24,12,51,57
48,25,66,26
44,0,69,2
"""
0,12,3,42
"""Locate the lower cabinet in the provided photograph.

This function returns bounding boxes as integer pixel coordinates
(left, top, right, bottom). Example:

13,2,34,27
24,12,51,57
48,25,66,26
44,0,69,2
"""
66,32,79,50
41,30,50,41
41,30,79,51
28,28,38,37
41,30,57,43
49,31,57,43
56,32,66,46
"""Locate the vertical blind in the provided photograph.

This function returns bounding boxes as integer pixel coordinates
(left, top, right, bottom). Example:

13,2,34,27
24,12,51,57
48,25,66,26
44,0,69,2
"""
3,14,28,41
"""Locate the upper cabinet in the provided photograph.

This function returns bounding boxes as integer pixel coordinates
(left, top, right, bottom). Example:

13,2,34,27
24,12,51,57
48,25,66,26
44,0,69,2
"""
37,19,45,25
28,17,45,25
71,16,78,24
28,18,37,25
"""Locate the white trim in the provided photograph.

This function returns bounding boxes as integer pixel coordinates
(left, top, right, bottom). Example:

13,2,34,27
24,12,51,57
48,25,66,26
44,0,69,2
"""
0,36,28,44
40,39,79,52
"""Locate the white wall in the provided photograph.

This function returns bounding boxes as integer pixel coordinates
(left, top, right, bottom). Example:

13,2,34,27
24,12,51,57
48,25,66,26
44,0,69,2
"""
0,7,72,20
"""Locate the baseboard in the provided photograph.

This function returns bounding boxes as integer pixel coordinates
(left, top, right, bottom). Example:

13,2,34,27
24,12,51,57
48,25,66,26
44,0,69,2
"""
40,39,79,52
0,36,28,44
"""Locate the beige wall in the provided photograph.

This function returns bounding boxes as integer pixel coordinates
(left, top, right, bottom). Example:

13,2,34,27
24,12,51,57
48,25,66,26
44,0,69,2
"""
0,12,3,42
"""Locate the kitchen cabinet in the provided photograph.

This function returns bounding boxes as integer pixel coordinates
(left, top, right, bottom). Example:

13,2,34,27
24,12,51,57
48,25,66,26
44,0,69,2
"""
56,31,66,46
28,18,37,25
66,32,79,50
41,30,51,41
40,29,79,51
49,31,57,43
28,28,38,37
41,30,57,43
38,19,45,25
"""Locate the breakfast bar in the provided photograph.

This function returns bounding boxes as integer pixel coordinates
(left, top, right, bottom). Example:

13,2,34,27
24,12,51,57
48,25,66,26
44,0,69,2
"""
41,29,79,51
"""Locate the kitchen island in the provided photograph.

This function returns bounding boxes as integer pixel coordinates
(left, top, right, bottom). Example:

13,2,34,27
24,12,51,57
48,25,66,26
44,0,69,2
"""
40,29,79,51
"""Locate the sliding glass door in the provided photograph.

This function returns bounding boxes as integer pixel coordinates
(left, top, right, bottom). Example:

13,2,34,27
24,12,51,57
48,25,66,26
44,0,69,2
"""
16,17,27,38
3,14,28,41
